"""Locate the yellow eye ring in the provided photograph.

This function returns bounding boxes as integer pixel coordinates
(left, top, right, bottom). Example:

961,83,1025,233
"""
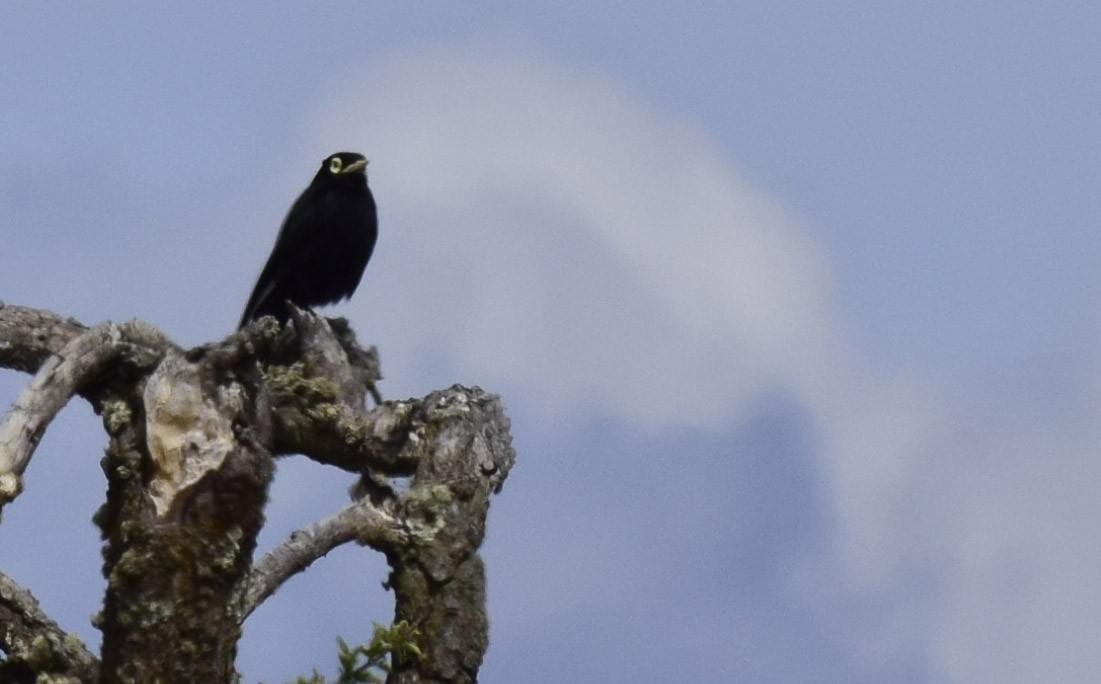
329,157,343,174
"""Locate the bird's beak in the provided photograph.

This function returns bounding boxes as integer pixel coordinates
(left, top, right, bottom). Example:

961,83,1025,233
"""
343,159,368,174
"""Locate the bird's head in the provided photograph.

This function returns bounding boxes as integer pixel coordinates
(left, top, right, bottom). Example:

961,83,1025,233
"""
318,152,369,180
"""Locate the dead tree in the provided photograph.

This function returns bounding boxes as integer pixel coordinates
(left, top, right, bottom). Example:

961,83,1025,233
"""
0,301,515,683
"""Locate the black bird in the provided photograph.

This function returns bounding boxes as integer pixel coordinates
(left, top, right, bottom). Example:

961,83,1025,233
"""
239,152,378,328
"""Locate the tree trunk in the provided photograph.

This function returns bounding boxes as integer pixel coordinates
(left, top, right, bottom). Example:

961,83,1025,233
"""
94,350,273,683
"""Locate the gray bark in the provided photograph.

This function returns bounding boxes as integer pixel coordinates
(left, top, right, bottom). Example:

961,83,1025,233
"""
0,301,515,683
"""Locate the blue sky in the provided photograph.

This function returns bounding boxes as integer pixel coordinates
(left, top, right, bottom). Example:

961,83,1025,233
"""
2,4,1100,682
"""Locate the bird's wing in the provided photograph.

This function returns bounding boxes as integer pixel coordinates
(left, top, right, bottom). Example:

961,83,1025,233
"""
238,187,332,326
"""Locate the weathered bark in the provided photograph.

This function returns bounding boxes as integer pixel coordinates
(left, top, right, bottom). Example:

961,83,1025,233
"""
94,348,274,683
383,387,514,683
0,301,515,683
0,571,98,683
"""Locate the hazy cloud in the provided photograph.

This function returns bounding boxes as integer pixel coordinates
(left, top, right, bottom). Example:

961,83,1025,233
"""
290,41,1101,682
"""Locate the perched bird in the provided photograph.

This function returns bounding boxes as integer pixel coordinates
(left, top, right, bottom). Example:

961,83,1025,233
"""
238,151,378,328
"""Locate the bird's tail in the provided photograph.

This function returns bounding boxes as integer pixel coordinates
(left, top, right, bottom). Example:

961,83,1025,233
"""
238,281,285,328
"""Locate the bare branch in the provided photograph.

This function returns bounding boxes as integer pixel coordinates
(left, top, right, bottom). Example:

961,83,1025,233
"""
0,303,175,376
270,382,422,474
0,322,125,509
240,498,407,621
0,302,88,375
0,305,178,513
0,571,98,682
263,308,417,474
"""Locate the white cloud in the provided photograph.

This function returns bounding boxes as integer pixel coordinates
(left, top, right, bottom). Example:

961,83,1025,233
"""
286,40,1101,683
927,365,1101,683
299,41,844,431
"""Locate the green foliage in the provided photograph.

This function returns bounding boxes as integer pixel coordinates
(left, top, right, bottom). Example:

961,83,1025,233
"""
288,622,422,684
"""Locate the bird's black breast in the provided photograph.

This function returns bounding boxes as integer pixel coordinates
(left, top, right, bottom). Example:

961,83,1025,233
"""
287,181,377,302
